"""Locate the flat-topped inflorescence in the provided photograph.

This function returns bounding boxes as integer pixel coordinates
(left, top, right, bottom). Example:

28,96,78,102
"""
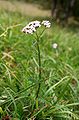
42,20,51,28
22,20,51,34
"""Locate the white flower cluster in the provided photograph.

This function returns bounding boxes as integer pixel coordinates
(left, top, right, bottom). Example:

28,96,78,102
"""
42,20,51,28
52,43,58,49
22,20,51,34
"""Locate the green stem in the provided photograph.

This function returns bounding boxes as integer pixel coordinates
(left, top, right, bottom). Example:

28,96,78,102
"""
36,35,41,99
34,29,45,99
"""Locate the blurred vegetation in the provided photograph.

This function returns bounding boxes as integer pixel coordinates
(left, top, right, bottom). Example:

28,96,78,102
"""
0,0,79,117
19,0,51,9
6,0,79,17
73,0,79,17
0,9,79,119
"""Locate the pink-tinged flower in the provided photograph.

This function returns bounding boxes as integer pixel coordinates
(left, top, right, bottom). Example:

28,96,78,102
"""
22,25,36,34
22,20,51,34
29,20,41,28
22,20,41,34
42,20,51,28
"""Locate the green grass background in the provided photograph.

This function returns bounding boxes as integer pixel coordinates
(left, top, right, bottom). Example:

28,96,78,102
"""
0,10,79,120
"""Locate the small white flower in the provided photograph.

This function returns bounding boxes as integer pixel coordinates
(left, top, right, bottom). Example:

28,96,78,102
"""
42,20,51,28
22,20,41,34
22,20,51,34
22,24,36,34
52,43,58,49
22,27,33,34
29,20,41,28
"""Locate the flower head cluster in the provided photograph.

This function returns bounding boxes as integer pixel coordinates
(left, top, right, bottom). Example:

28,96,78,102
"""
22,20,41,34
52,43,58,49
42,20,51,28
22,20,51,34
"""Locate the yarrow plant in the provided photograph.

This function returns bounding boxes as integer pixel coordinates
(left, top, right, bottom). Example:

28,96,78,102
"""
22,20,51,102
22,20,51,34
